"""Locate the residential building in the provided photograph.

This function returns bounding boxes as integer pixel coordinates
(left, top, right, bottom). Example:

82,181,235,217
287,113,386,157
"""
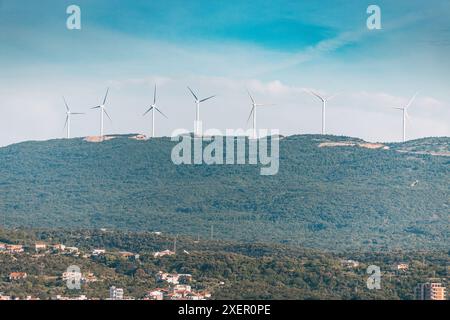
397,263,409,271
92,249,106,256
62,271,81,282
65,247,79,254
119,251,134,258
157,271,180,284
35,242,47,252
415,282,447,300
52,244,66,252
341,259,359,268
6,244,24,254
145,290,164,300
9,272,27,281
153,250,175,258
179,274,193,283
54,295,88,300
109,286,124,300
83,273,97,283
174,284,191,292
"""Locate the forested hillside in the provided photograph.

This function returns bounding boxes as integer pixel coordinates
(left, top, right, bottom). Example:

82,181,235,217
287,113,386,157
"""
0,134,448,251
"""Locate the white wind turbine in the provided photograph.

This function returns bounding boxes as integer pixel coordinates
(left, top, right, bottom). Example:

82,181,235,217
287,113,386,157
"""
392,92,419,142
246,89,274,139
188,87,216,137
143,85,168,138
63,97,84,139
306,90,337,135
91,88,112,138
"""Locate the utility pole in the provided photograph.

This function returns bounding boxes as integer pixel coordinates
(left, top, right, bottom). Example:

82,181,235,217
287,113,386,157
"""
173,234,178,253
210,225,214,241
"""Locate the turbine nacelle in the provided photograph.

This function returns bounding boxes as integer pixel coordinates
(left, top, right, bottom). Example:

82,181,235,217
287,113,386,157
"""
246,89,275,139
62,96,84,139
188,87,216,104
91,88,112,137
188,86,216,136
143,85,168,138
390,91,420,142
304,89,338,135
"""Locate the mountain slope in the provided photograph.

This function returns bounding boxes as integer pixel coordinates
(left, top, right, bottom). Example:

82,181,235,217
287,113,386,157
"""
0,134,448,251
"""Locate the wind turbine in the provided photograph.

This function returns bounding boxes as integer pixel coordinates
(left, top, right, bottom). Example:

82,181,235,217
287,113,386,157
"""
143,85,168,138
306,90,337,135
63,97,84,139
392,92,419,142
188,87,216,137
91,88,112,138
246,89,274,139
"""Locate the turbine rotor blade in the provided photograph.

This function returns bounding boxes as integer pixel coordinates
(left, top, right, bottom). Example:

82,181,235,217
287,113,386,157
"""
63,97,70,112
247,107,255,124
327,93,338,101
103,87,110,105
200,95,216,103
246,89,255,104
104,109,112,122
143,107,153,116
155,107,168,119
405,110,412,126
63,115,68,130
406,91,419,109
308,90,325,102
187,87,198,101
91,106,101,109
154,85,157,105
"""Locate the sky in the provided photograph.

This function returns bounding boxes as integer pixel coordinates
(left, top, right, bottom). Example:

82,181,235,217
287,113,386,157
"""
0,0,449,146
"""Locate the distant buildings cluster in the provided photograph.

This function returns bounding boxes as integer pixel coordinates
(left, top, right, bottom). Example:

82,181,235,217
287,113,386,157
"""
144,285,211,301
0,239,213,300
2,239,446,301
0,243,24,254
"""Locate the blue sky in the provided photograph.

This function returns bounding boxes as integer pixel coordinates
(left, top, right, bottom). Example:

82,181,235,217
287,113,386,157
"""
0,0,449,145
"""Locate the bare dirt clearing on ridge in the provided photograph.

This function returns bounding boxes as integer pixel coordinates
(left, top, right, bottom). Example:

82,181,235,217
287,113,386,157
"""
84,136,117,143
319,141,388,150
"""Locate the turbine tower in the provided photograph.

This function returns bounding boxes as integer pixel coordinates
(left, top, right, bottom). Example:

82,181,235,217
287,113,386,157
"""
306,90,337,135
63,97,84,139
188,87,216,137
246,90,274,139
143,85,168,138
392,92,419,142
91,88,112,138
